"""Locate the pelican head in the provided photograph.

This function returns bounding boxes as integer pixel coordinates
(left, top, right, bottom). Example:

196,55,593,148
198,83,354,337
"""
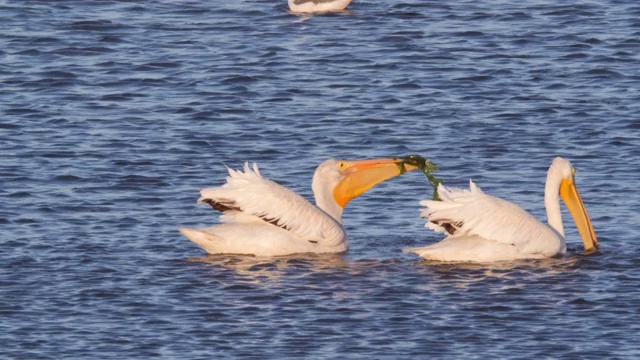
549,157,599,252
312,157,423,221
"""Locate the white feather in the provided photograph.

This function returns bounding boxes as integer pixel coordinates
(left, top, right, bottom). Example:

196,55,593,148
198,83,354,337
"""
422,181,554,249
197,162,344,248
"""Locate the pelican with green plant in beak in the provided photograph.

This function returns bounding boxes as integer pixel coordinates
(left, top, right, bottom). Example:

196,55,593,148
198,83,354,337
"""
180,156,433,256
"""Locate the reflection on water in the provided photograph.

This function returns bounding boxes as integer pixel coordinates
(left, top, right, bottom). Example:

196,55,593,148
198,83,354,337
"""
185,249,593,289
186,253,349,280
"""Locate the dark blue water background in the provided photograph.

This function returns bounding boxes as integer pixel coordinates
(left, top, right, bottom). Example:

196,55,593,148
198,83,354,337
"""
1,0,640,358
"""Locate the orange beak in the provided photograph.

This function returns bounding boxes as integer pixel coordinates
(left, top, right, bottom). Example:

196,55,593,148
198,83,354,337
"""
333,158,420,208
559,178,598,251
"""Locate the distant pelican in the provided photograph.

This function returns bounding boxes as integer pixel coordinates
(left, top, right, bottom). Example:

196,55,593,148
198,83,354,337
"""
405,157,598,262
288,0,352,13
180,157,423,256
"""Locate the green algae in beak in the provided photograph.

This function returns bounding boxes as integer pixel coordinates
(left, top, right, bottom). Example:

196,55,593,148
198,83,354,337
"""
397,155,443,201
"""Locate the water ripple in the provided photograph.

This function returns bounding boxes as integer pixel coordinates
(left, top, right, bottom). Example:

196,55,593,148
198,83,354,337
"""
1,0,639,358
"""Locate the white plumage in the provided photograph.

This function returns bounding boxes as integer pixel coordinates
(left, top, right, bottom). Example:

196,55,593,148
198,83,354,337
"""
180,158,419,256
288,0,352,14
405,157,598,262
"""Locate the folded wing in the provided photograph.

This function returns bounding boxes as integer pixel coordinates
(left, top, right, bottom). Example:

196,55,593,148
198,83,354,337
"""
198,163,344,247
421,181,550,250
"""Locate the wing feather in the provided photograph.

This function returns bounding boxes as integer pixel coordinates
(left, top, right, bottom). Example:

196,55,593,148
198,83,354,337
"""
421,180,552,249
198,163,344,246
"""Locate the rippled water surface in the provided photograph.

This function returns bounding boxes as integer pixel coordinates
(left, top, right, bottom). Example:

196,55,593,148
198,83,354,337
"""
2,0,640,358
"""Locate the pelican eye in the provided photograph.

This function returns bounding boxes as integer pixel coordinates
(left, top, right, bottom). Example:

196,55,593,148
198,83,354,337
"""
338,161,349,170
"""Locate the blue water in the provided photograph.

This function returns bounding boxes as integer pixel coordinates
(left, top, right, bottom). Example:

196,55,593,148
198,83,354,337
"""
2,0,640,358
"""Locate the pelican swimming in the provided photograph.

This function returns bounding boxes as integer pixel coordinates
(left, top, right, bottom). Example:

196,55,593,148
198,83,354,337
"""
180,157,424,256
405,157,598,262
288,0,352,14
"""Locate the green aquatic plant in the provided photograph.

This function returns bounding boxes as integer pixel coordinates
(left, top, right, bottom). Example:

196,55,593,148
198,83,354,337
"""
397,154,443,201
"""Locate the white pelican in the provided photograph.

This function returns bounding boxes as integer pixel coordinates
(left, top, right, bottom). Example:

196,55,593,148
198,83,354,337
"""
288,0,352,13
180,157,423,256
405,157,599,262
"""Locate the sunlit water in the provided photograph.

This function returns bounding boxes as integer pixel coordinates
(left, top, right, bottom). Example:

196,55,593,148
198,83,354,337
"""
1,0,639,358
